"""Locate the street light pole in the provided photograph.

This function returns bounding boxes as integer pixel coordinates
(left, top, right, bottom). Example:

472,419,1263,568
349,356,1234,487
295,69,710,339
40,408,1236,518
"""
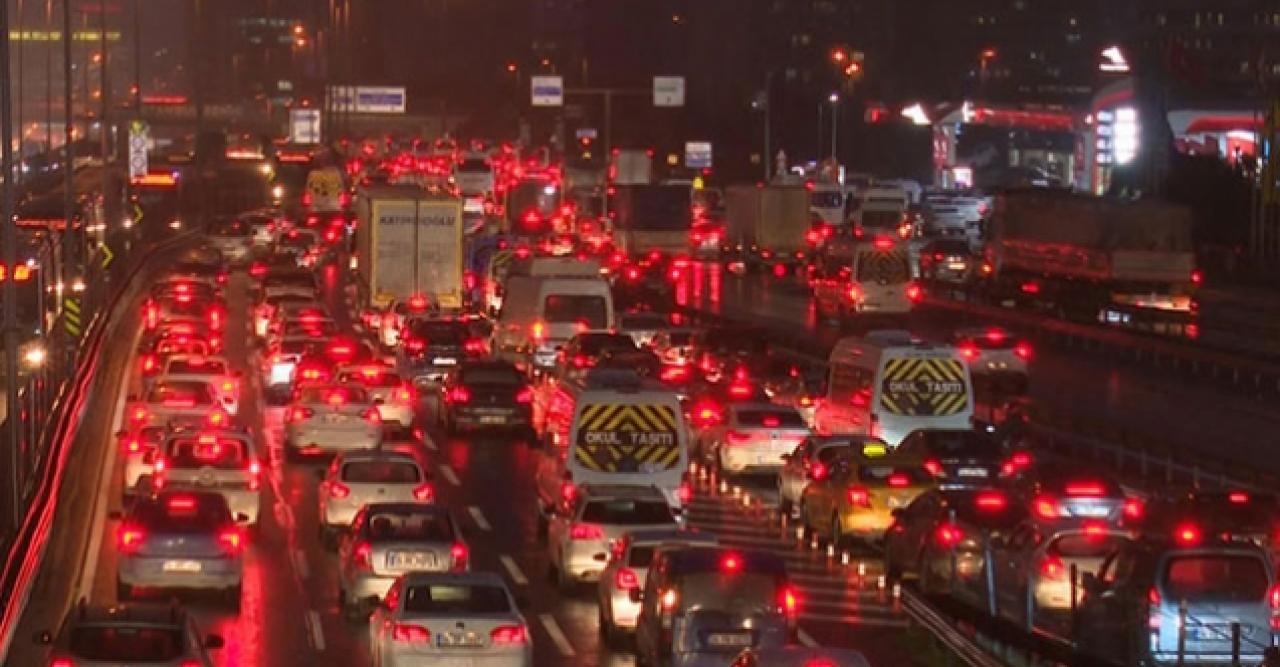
63,0,78,287
1,0,24,536
829,93,839,159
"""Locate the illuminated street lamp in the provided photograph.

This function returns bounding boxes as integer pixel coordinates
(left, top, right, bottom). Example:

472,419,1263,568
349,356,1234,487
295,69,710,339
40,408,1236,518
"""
21,344,45,370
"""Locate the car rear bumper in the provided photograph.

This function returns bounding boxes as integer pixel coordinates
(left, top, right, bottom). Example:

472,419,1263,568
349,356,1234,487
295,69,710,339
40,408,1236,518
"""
453,406,531,428
563,542,611,582
118,556,242,590
286,427,380,453
385,648,530,667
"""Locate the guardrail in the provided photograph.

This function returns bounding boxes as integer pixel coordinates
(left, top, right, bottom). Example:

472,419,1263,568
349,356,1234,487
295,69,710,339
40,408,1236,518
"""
0,230,198,660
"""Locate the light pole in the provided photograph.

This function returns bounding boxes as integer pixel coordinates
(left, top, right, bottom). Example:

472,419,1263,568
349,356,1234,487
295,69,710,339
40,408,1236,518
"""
828,92,839,159
1,0,22,536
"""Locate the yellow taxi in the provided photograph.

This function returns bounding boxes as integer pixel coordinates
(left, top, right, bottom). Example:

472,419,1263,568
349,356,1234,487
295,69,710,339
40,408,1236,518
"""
799,441,935,546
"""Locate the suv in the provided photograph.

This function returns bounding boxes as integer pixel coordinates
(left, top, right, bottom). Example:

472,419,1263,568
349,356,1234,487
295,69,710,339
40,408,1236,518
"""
634,547,797,666
36,600,225,666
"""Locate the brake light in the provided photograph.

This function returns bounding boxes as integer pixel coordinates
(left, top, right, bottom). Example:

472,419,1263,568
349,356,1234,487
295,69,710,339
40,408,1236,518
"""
1123,497,1144,520
560,481,578,504
287,406,314,423
353,542,373,569
249,262,267,278
205,409,228,428
935,524,964,547
616,567,640,590
570,524,604,540
209,308,224,331
140,354,158,375
1033,495,1061,520
1039,555,1065,579
1174,522,1202,546
129,405,148,424
362,407,382,424
395,386,415,403
1190,268,1203,285
810,461,828,481
847,486,870,507
887,473,910,487
117,525,145,554
975,490,1008,511
1229,491,1250,504
123,436,142,454
1065,481,1106,497
677,480,693,504
779,586,799,615
1014,341,1033,360
571,354,593,369
872,236,895,251
1000,451,1033,476
490,624,528,645
721,553,743,573
923,459,943,477
1020,281,1041,294
530,321,545,342
404,337,426,353
660,588,679,613
515,387,533,404
727,381,753,400
464,338,486,355
905,283,923,302
725,430,753,445
50,659,74,667
446,386,471,404
328,341,354,361
660,365,689,383
957,343,979,361
691,401,722,427
329,481,351,499
450,543,469,570
392,623,431,643
218,528,243,555
413,483,434,502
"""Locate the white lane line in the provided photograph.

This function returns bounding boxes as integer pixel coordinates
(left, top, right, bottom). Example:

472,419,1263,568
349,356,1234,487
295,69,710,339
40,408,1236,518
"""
77,327,138,600
437,464,461,486
538,614,576,657
467,506,491,531
499,555,528,585
798,628,818,647
305,609,326,651
292,549,310,579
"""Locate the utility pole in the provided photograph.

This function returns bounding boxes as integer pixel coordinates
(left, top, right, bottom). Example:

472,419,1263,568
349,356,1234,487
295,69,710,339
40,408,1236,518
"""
133,0,141,115
2,0,23,536
99,0,110,246
63,0,79,288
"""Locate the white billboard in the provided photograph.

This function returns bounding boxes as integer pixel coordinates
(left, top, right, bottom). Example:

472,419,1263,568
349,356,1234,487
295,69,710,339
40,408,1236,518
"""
289,109,321,144
327,86,407,114
653,76,685,107
531,76,564,107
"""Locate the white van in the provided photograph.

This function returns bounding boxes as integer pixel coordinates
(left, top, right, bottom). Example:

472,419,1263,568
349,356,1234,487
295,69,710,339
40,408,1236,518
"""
493,275,614,370
814,237,918,319
535,383,691,515
812,330,974,446
852,185,909,237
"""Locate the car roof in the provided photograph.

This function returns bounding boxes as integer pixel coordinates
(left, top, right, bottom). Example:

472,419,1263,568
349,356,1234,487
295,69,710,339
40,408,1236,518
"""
67,602,189,626
398,571,509,588
337,449,419,464
625,528,718,547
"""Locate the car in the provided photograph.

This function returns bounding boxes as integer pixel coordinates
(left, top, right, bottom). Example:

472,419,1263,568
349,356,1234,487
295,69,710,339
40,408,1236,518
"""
546,485,678,591
35,600,225,666
634,547,797,667
690,326,771,382
650,328,697,367
119,425,168,498
380,423,426,449
243,211,284,250
319,449,433,543
618,311,680,348
367,572,532,667
1018,469,1143,529
694,403,810,477
730,646,872,667
800,450,935,546
377,299,437,350
554,331,640,373
283,384,383,460
248,250,304,282
990,520,1133,621
129,380,228,431
1146,489,1280,563
918,238,978,284
951,326,1032,395
153,354,241,416
882,486,1025,586
333,365,417,426
253,294,325,338
337,503,469,618
777,436,889,518
152,429,262,525
113,491,246,607
261,336,327,403
1075,531,1280,667
894,428,1010,487
259,267,318,301
437,360,534,435
596,528,718,645
208,216,253,264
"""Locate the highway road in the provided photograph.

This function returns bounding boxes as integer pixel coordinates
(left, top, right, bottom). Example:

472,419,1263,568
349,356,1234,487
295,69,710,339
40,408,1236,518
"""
6,260,941,666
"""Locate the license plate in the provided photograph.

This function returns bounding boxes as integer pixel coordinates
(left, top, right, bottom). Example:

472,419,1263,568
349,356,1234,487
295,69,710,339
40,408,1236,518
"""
479,416,505,424
1069,505,1111,518
958,467,988,477
706,633,752,647
437,631,484,648
324,413,348,424
947,262,967,270
433,357,458,366
162,560,202,573
388,551,437,570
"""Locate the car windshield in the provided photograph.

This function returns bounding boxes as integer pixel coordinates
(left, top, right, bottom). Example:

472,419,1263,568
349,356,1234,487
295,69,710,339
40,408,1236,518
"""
364,511,453,541
337,370,402,388
342,461,421,483
544,294,607,327
147,382,212,405
457,159,490,172
620,314,670,330
166,359,228,375
629,545,657,567
579,334,637,354
69,626,184,661
1048,534,1128,558
166,437,248,469
403,584,511,614
919,431,1003,457
460,366,523,385
409,321,467,344
678,572,780,614
1163,555,1269,603
298,386,370,404
581,500,674,525
811,191,844,208
857,465,932,485
734,409,807,429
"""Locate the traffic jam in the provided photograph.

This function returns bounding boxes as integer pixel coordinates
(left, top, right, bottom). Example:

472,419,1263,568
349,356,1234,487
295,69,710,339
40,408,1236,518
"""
36,141,1277,667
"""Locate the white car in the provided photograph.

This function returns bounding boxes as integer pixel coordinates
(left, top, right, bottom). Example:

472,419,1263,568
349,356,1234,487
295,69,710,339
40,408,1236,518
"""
154,429,262,525
319,449,433,542
547,485,677,589
596,528,718,645
333,365,417,426
951,326,1031,394
130,379,227,431
155,354,241,416
253,295,325,339
338,504,468,619
694,403,810,477
119,425,167,497
283,384,383,460
368,572,531,667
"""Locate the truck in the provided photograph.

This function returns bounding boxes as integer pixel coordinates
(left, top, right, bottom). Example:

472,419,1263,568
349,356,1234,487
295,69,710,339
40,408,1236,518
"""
980,190,1198,325
851,184,910,237
505,174,561,235
611,184,693,256
610,149,653,186
354,184,465,312
724,183,811,270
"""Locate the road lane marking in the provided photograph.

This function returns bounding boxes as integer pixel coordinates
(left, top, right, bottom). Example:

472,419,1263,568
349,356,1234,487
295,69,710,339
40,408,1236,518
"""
292,549,309,579
467,506,491,531
499,555,528,585
538,614,576,657
798,628,818,647
437,464,461,486
305,609,326,651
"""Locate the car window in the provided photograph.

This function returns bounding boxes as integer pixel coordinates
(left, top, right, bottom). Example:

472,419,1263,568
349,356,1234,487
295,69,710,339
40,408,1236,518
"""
166,437,247,469
364,511,453,541
69,626,184,661
337,371,402,388
628,546,657,568
341,461,421,483
409,321,467,344
1047,534,1127,559
403,584,512,614
147,382,213,405
920,431,1003,457
544,294,607,328
733,409,807,429
858,465,932,485
678,572,780,614
166,359,229,375
298,386,370,404
460,366,523,385
133,496,230,532
581,500,674,525
1163,555,1269,603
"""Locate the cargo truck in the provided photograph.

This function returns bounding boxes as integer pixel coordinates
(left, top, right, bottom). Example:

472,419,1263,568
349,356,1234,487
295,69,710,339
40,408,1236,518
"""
724,184,811,270
979,190,1198,326
611,184,692,256
610,149,653,186
354,184,465,313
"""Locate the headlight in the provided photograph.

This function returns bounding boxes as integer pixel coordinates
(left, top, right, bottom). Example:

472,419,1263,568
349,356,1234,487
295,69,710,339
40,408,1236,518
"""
271,185,285,199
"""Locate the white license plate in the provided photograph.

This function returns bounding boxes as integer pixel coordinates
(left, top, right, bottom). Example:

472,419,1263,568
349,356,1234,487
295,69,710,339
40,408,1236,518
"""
479,416,505,424
324,413,348,424
958,467,988,477
707,633,752,647
1070,505,1111,518
437,631,484,647
162,560,202,573
388,551,437,569
433,357,458,366
947,262,967,270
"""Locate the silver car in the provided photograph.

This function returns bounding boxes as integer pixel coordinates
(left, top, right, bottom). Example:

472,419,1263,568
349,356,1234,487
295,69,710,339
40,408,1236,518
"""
154,429,262,526
319,449,433,542
334,365,417,426
597,529,718,644
368,572,532,667
337,503,468,618
35,601,225,666
695,403,811,477
283,384,383,460
155,354,240,416
131,380,226,431
547,485,678,589
113,491,245,608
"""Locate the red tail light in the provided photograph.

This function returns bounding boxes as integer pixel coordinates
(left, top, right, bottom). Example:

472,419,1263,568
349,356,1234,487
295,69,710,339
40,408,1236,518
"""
117,525,146,554
1039,555,1066,579
50,659,73,667
887,473,910,487
122,436,143,454
905,283,923,302
1014,341,1032,360
391,623,431,643
1020,281,1041,294
1065,481,1105,497
205,409,229,428
847,486,870,507
571,354,594,369
362,407,382,424
975,490,1008,511
727,381,753,400
678,474,693,504
570,524,604,540
249,262,267,278
218,528,243,555
691,401,722,427
779,586,799,615
935,524,964,547
615,567,640,590
412,483,435,502
1190,268,1203,285
530,321,546,342
1000,451,1033,476
404,337,426,353
489,624,528,645
660,365,690,384
450,543,469,570
810,461,828,481
660,588,679,613
725,430,753,445
446,386,471,404
464,338,486,355
353,541,373,569
287,406,315,423
957,343,979,361
1174,522,1202,546
329,481,351,499
1033,495,1061,520
514,387,533,404
128,405,149,425
1123,498,1145,520
923,459,943,477
1229,491,1250,504
140,354,158,375
560,481,578,504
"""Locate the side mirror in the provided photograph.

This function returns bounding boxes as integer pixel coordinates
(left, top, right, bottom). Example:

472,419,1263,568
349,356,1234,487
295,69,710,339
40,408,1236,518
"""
32,630,52,645
628,588,644,604
204,633,225,649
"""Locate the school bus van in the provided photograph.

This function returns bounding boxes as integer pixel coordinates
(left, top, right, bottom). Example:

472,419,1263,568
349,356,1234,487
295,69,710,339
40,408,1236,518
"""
812,330,974,446
535,376,692,518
